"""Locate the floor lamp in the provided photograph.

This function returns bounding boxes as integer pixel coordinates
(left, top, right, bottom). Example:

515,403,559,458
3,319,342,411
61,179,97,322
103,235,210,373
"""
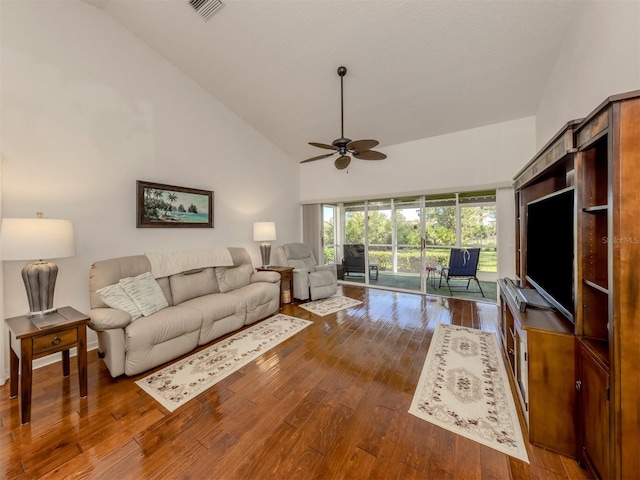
253,222,276,268
0,215,75,317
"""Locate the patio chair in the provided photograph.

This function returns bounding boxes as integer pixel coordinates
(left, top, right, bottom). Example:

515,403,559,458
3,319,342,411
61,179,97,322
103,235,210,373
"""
343,244,365,276
342,244,379,280
438,248,485,297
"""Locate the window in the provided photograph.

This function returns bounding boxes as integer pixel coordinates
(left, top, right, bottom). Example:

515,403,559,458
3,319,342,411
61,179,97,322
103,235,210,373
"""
459,192,497,272
344,202,366,244
424,196,457,247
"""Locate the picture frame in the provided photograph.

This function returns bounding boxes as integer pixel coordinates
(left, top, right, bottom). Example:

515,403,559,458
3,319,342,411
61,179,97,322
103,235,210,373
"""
137,180,213,228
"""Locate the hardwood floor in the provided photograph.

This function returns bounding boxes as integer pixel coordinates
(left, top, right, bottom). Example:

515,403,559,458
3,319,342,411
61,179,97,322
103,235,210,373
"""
0,286,591,479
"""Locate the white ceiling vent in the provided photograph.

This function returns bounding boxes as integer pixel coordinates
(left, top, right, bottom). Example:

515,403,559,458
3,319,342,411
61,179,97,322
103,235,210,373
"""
189,0,224,21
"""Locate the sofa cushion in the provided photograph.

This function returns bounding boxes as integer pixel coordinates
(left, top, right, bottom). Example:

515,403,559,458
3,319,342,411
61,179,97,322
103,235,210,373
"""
180,293,246,345
215,264,253,293
229,282,280,325
96,283,142,320
124,305,202,376
120,272,169,317
170,267,219,304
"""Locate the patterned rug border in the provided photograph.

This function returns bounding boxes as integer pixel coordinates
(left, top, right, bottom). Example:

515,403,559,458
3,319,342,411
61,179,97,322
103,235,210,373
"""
298,295,363,316
408,323,529,463
135,314,312,412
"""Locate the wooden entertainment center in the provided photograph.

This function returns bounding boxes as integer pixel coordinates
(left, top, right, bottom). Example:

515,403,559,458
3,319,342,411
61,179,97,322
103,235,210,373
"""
499,91,639,480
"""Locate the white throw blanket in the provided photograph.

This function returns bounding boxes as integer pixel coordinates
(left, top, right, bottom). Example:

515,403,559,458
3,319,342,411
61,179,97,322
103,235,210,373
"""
145,248,233,278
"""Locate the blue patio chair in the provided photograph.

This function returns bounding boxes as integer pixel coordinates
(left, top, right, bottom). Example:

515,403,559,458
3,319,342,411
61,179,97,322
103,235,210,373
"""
438,248,485,297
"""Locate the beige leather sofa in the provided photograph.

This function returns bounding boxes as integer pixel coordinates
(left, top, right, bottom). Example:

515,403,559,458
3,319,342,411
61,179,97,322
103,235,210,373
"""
88,247,280,377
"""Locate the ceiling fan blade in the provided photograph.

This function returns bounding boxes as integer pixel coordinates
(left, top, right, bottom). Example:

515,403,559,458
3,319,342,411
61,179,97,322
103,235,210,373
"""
348,139,379,152
300,152,336,163
335,155,351,170
353,150,387,161
309,142,338,150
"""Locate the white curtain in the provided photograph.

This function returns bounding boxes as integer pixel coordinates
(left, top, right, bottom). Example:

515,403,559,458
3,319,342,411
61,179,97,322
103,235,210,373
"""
302,204,322,263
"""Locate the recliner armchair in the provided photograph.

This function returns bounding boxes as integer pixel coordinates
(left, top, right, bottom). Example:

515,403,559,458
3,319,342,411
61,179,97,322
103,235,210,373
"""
274,243,337,301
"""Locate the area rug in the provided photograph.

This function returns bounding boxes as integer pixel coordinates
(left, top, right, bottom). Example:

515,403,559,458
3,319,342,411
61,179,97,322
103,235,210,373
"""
135,314,312,412
409,323,529,463
298,295,363,316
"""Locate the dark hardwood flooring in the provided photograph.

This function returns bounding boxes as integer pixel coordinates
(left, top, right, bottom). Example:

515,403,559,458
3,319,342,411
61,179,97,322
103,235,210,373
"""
0,286,591,479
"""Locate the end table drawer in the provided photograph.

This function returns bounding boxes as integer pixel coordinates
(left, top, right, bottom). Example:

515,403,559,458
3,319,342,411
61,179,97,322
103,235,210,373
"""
33,328,77,355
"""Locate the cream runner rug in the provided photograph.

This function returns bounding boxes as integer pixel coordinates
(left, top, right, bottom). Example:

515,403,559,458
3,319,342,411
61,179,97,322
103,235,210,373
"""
298,295,363,316
409,323,529,463
136,314,312,412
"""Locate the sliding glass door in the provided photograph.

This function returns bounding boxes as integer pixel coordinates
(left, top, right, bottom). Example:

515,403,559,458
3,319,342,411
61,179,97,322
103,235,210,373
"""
366,200,391,285
394,198,424,292
318,190,497,297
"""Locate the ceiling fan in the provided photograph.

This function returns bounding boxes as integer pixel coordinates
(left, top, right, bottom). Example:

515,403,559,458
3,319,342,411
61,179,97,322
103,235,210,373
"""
301,66,387,170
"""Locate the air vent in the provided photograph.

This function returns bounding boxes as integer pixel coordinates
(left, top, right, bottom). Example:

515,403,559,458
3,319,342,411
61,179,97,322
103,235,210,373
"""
189,0,224,21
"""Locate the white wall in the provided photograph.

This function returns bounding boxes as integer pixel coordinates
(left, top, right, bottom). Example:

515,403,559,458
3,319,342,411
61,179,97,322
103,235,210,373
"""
0,157,4,384
0,0,300,370
536,0,640,148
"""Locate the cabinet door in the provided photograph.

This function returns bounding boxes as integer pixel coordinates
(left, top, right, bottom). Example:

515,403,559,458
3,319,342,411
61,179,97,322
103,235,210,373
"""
514,327,528,413
527,330,576,456
578,346,610,479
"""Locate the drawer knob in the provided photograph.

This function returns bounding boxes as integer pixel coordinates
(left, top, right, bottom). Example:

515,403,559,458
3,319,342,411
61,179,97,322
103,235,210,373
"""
51,336,61,346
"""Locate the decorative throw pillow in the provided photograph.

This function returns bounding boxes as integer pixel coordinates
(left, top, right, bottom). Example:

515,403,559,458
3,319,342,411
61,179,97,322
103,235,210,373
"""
120,272,169,317
96,283,143,320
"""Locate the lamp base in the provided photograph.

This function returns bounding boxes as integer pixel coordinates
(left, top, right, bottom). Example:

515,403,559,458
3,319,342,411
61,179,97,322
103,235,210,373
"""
259,242,272,268
22,261,58,316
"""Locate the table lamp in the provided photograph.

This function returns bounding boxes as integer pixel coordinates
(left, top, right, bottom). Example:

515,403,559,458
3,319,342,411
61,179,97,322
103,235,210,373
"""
253,221,276,268
0,214,75,317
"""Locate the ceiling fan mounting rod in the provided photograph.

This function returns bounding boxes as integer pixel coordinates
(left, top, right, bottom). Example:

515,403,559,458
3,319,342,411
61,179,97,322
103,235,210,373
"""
338,66,347,139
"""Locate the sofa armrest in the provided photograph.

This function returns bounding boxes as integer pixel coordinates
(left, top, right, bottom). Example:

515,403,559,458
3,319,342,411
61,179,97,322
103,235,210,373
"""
88,307,132,331
251,271,281,284
292,267,311,286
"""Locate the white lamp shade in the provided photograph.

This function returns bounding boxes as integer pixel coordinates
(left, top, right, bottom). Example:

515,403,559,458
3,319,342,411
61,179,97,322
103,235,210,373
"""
0,218,76,261
253,221,276,242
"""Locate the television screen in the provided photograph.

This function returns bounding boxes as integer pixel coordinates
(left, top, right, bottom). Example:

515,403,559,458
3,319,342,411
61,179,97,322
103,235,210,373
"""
525,187,575,322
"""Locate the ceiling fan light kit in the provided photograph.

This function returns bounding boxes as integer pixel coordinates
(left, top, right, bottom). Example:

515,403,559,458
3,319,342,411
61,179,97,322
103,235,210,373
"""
301,66,387,170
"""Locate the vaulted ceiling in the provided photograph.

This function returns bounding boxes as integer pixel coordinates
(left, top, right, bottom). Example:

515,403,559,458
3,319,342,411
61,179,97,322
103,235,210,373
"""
88,0,577,163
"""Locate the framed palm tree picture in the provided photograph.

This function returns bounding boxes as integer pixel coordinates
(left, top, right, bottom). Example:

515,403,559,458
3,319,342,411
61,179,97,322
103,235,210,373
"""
137,180,213,228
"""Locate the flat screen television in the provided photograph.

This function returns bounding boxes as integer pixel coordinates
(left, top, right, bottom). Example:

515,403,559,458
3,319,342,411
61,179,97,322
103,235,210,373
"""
525,187,575,323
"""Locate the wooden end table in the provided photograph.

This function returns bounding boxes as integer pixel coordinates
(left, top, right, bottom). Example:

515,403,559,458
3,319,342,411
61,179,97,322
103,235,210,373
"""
6,306,89,424
256,266,294,308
